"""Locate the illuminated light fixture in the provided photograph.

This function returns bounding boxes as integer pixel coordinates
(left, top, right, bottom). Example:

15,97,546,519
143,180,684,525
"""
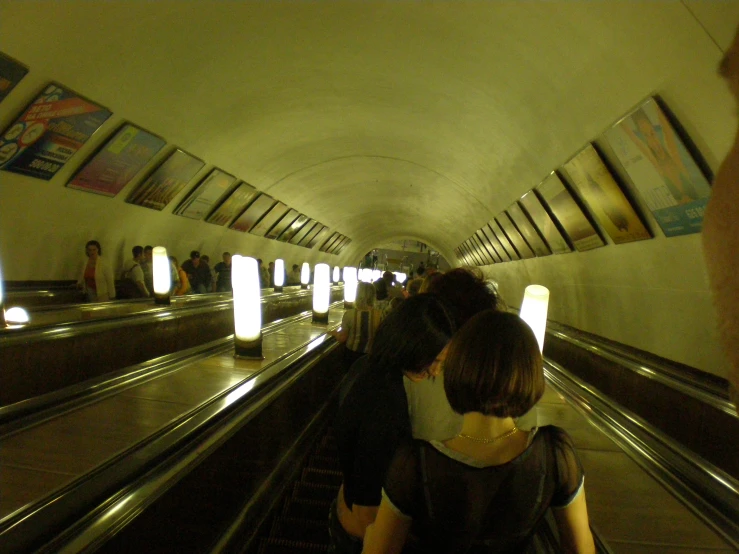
343,267,357,309
232,255,263,359
274,259,285,292
394,272,407,284
333,266,340,284
4,306,29,326
152,246,171,305
519,285,550,353
0,263,5,327
312,263,330,324
301,262,310,290
372,269,382,282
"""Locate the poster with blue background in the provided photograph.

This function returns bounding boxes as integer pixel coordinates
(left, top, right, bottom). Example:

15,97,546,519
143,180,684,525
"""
0,52,28,103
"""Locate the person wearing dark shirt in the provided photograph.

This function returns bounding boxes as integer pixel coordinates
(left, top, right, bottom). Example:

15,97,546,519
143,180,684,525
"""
363,311,595,554
330,295,455,553
181,251,211,294
214,252,232,292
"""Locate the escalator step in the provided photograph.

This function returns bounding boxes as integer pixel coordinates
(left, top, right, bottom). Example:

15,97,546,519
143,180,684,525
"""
307,454,341,471
257,538,329,553
270,516,331,543
283,497,332,520
293,482,338,503
301,468,343,487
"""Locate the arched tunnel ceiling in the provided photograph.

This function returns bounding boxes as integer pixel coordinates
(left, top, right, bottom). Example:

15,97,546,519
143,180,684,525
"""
1,2,737,262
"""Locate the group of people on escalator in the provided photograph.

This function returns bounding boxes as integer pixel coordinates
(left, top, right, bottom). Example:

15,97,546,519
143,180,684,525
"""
330,268,595,554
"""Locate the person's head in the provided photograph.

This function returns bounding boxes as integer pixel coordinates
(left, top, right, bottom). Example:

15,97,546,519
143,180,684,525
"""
268,261,274,269
201,255,210,265
169,255,179,269
405,278,423,297
418,271,443,294
382,271,395,286
190,250,201,267
222,252,231,265
292,264,299,271
444,310,544,418
132,245,144,261
374,278,388,300
369,294,455,380
416,266,426,277
355,281,376,310
144,245,153,261
85,240,101,258
257,258,263,267
422,267,498,328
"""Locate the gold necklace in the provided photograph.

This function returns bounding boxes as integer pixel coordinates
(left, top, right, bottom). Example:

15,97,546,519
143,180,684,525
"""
456,425,519,444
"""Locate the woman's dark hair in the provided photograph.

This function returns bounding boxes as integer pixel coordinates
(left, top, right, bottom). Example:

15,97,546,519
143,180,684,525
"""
444,310,544,418
85,240,102,256
423,267,498,328
369,294,455,377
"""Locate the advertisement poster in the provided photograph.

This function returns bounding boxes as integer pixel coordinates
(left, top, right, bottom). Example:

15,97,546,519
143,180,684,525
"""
334,237,351,254
481,225,511,262
497,214,535,259
465,239,486,266
489,219,520,260
605,98,711,237
307,225,330,249
278,214,309,242
67,124,166,196
0,83,112,180
290,219,317,245
321,232,341,252
299,222,324,247
473,235,497,265
249,201,289,237
536,172,604,252
563,144,651,244
127,149,204,211
231,194,275,232
518,191,571,254
0,52,29,103
206,182,259,226
506,203,551,257
266,208,299,239
476,229,502,263
175,168,237,220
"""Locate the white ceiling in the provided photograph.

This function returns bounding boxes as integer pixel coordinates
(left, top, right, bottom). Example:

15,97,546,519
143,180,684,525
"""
1,1,737,262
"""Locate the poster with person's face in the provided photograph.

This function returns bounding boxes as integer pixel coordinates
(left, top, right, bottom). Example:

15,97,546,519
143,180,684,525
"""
175,168,237,220
67,124,166,196
206,182,259,226
605,98,711,237
536,172,604,252
0,83,112,180
127,149,204,211
563,144,651,244
0,52,29,104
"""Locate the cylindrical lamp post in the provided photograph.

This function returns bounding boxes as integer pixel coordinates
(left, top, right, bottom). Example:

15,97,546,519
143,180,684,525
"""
333,266,340,284
343,266,357,309
394,272,407,284
372,269,381,282
519,285,550,353
232,255,263,359
152,246,171,305
0,263,5,327
274,258,285,292
301,262,310,290
4,307,29,327
312,263,330,324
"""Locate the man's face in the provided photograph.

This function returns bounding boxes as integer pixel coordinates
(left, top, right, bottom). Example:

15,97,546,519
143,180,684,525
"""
192,256,200,267
223,254,231,265
145,249,153,262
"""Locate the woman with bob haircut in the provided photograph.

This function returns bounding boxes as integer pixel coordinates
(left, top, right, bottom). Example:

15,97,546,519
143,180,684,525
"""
330,295,456,554
363,310,595,554
331,281,383,369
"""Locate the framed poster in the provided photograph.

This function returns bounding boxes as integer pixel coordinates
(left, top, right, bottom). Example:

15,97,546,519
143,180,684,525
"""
335,237,352,254
497,214,535,259
299,222,324,247
519,190,571,254
536,172,604,252
327,235,345,254
469,235,492,265
67,123,165,196
506,203,551,257
563,144,651,244
206,182,259,226
605,98,711,237
307,225,331,249
278,213,309,242
489,220,520,260
127,149,204,210
230,193,275,232
465,239,486,266
266,208,299,239
462,242,478,266
0,52,29,103
175,168,237,220
0,83,111,180
249,201,289,237
457,242,473,266
290,219,317,245
321,232,341,252
476,229,502,263
481,225,510,262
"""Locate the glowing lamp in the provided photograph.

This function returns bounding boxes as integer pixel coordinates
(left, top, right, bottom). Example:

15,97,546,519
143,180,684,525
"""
301,262,310,290
343,267,357,308
232,255,263,359
0,263,5,327
312,263,330,324
5,306,29,326
274,259,285,292
152,246,171,305
372,269,381,282
333,266,340,283
394,272,407,284
519,285,550,353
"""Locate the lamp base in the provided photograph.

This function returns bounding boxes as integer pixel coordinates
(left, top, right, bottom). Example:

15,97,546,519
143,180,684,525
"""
234,336,264,359
312,310,329,324
344,301,354,309
274,285,283,293
301,284,308,290
154,293,171,306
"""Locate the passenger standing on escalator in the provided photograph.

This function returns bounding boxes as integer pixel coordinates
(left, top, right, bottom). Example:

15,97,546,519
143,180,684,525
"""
140,245,154,297
119,245,150,299
77,240,116,302
181,251,211,294
214,252,233,293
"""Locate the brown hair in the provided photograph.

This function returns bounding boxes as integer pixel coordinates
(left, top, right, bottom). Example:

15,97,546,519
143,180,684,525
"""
422,267,498,328
443,310,544,418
